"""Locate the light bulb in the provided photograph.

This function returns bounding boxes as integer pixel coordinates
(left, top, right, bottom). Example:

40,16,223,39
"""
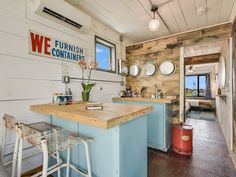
149,19,160,31
188,66,194,72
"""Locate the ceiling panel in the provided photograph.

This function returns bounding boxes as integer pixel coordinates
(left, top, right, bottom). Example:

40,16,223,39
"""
158,4,180,33
219,0,235,22
194,0,207,27
168,0,188,32
184,40,225,57
206,0,222,25
66,0,235,42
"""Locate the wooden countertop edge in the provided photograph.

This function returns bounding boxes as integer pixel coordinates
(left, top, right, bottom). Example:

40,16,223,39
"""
106,106,153,128
112,97,178,104
30,105,108,128
30,104,153,129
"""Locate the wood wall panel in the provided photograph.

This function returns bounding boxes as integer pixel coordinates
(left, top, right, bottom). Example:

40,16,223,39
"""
126,23,232,99
185,53,220,65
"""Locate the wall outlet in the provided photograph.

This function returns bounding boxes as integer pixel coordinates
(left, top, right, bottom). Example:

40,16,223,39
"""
62,76,70,83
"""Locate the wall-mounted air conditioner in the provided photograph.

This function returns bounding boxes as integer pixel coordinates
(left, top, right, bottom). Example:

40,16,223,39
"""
32,0,92,34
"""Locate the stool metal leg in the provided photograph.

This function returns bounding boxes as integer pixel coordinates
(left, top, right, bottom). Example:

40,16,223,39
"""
16,126,23,177
83,141,92,177
0,125,7,162
41,138,48,177
54,129,61,177
11,131,19,177
66,145,71,177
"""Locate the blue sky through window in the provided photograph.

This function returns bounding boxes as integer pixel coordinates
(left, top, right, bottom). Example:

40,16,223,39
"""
186,76,197,89
199,76,206,89
186,75,206,89
96,43,110,70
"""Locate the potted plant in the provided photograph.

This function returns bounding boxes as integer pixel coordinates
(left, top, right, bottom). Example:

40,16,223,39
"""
78,59,98,101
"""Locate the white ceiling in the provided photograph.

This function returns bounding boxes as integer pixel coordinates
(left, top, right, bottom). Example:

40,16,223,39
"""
66,0,236,43
184,40,225,57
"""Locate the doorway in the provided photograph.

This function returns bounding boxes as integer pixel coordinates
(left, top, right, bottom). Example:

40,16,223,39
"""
185,66,217,121
180,40,229,123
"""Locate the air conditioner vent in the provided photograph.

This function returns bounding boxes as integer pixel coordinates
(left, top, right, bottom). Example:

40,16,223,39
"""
42,7,83,29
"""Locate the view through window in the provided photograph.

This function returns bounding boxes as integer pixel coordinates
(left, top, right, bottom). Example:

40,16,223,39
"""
95,36,116,72
186,75,206,97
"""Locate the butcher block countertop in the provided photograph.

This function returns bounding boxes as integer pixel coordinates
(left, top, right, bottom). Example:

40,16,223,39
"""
112,97,178,104
30,102,152,129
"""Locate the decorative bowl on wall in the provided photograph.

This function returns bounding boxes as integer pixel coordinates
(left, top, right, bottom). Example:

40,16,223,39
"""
129,64,140,77
144,62,157,76
159,60,176,75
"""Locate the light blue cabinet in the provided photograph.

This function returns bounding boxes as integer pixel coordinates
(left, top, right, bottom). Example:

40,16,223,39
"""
113,100,173,152
50,114,148,177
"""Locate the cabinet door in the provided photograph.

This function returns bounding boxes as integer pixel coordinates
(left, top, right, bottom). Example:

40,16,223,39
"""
163,104,173,151
147,104,164,150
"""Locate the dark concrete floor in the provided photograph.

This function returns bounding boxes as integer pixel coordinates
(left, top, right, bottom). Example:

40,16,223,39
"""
148,118,236,177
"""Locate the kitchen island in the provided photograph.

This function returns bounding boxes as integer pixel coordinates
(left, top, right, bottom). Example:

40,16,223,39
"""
30,102,152,177
113,97,178,151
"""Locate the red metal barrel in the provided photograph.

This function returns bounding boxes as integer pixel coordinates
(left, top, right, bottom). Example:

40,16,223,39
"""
172,124,193,155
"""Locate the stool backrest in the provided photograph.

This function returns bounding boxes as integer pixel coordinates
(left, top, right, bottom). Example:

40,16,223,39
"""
1,114,17,163
2,114,16,129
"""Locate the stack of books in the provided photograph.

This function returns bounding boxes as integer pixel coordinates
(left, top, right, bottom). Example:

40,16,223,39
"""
86,102,103,110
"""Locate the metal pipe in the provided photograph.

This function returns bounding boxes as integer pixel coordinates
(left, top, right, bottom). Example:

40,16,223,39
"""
69,77,124,85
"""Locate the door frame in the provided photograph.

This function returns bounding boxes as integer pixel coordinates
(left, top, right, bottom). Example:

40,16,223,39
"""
179,39,233,127
232,17,236,152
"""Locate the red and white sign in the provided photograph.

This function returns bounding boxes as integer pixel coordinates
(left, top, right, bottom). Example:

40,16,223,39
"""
29,30,86,61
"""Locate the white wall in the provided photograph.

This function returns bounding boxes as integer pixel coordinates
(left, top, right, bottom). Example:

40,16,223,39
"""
215,40,233,152
0,0,131,172
186,63,217,98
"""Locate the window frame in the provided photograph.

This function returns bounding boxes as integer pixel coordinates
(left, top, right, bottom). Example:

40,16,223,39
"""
95,35,116,73
186,74,207,97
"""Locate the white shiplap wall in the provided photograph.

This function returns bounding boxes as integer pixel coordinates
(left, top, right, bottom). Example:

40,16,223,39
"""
0,0,130,172
216,40,233,152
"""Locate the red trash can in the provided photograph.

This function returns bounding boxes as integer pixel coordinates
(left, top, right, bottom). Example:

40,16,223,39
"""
172,124,193,155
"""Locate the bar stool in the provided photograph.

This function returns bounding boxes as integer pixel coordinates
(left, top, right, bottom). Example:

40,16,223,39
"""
16,122,63,177
18,122,93,177
1,114,62,177
1,114,17,162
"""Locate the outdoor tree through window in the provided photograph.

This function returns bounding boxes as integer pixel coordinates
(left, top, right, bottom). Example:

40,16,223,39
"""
186,74,206,97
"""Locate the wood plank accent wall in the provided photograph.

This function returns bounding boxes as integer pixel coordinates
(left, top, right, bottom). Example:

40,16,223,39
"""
185,53,221,65
126,23,232,98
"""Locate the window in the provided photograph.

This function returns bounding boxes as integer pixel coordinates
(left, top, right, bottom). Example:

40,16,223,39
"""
185,74,206,97
95,36,116,73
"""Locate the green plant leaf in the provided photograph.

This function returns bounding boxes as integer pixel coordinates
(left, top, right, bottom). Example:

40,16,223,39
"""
81,83,96,92
81,83,87,90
